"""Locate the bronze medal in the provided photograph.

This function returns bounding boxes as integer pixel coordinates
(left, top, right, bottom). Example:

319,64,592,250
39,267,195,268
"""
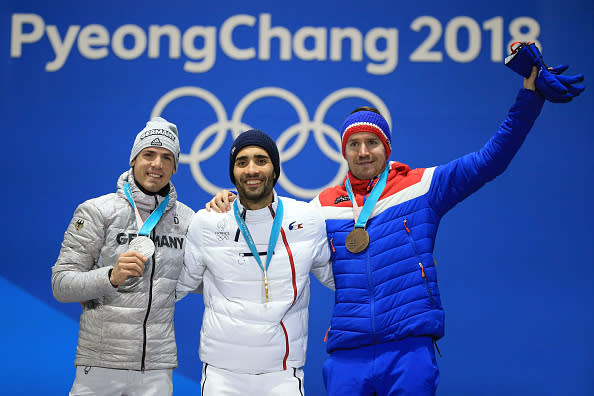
345,228,369,253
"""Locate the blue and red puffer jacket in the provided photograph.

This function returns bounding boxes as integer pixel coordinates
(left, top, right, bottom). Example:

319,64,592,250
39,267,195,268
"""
312,89,544,353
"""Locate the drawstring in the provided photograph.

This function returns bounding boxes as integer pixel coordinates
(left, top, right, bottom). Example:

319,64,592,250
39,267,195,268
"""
433,339,442,357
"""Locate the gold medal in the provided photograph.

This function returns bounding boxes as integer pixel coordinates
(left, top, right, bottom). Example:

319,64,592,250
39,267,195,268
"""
264,273,269,302
345,228,369,253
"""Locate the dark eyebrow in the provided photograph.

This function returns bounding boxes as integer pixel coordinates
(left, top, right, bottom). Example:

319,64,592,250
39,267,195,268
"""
235,154,270,161
143,148,172,155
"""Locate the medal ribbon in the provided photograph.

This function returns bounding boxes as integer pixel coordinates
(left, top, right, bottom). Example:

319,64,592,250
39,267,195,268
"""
233,198,284,302
123,182,170,236
345,165,389,229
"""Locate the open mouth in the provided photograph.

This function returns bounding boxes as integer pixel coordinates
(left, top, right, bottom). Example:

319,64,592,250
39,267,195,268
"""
244,179,263,186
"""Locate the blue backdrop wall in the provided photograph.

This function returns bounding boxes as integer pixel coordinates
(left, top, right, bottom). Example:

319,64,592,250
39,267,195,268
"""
2,1,593,395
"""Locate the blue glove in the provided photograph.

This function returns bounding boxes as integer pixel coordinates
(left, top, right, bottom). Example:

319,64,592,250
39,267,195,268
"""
505,42,585,103
536,65,585,103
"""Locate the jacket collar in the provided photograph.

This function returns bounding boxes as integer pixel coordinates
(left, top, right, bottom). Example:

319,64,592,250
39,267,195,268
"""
343,161,412,196
116,169,177,213
344,168,385,195
234,190,280,223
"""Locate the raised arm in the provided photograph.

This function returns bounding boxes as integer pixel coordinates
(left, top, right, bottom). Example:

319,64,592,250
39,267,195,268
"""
429,67,546,216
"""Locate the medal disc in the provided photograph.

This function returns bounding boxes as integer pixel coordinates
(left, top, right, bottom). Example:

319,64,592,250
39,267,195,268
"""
345,228,369,253
129,235,155,258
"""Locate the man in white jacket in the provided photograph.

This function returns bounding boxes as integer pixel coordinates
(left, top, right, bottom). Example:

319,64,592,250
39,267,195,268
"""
177,129,334,395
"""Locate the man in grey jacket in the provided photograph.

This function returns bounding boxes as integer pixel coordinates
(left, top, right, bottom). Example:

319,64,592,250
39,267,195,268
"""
52,117,194,396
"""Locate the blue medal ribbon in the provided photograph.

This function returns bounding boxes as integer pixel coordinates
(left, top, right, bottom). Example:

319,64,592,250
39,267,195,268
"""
123,182,170,236
233,198,284,302
345,165,389,229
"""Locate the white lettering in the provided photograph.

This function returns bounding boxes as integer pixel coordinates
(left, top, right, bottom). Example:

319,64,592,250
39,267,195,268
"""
259,13,291,61
148,25,181,58
330,27,363,61
10,13,45,57
220,14,256,60
9,13,541,75
365,28,398,75
293,27,326,61
483,17,503,62
46,25,80,71
112,24,147,60
409,16,443,62
444,17,481,63
183,26,216,73
508,17,541,54
77,24,109,60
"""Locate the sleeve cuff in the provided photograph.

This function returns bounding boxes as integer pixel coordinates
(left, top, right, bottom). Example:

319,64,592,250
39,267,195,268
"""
103,266,119,292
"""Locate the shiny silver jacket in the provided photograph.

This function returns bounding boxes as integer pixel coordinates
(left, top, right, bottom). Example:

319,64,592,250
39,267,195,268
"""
52,170,194,370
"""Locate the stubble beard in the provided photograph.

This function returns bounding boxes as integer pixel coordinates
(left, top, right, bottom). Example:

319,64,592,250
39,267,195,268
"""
236,177,275,209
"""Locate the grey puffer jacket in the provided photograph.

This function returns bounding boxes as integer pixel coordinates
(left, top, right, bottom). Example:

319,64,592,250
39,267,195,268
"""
52,170,194,370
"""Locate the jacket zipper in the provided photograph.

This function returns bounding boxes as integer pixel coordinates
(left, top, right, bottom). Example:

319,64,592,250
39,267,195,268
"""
279,227,296,371
359,191,377,339
403,219,433,303
365,249,376,339
141,196,158,371
324,236,336,344
352,188,378,341
270,206,296,371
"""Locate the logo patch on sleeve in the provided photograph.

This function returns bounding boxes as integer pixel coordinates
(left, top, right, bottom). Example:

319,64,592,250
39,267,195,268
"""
74,219,85,231
334,195,350,204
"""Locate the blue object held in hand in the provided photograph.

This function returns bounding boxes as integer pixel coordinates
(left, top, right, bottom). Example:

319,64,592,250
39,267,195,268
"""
505,42,585,103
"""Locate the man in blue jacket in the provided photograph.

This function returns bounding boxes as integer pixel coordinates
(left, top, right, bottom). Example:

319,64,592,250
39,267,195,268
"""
310,64,584,395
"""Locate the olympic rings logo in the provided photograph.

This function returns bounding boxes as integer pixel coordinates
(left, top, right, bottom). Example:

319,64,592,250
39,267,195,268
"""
151,86,391,199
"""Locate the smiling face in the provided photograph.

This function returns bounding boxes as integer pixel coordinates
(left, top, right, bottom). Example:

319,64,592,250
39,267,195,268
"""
344,132,387,180
130,147,175,193
232,146,276,210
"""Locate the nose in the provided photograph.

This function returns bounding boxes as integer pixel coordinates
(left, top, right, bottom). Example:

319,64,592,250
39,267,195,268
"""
358,143,370,156
152,155,163,168
246,160,259,174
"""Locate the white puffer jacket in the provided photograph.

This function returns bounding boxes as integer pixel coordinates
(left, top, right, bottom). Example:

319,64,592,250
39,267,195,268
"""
177,193,334,374
52,170,194,370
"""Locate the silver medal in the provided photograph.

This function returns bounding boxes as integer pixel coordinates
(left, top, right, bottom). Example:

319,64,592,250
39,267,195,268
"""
128,235,155,258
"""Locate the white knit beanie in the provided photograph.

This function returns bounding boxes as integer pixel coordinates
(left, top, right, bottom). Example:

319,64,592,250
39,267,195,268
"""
129,117,180,171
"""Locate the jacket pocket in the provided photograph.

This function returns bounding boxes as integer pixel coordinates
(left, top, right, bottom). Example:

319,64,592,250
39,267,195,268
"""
403,218,433,303
328,233,336,264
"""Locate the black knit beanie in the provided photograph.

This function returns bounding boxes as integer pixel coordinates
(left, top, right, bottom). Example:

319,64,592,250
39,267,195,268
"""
229,129,280,186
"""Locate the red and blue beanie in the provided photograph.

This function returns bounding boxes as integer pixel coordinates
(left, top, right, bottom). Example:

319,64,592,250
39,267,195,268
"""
340,111,392,159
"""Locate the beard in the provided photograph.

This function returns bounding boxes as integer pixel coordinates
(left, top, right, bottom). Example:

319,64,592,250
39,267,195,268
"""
235,175,276,209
